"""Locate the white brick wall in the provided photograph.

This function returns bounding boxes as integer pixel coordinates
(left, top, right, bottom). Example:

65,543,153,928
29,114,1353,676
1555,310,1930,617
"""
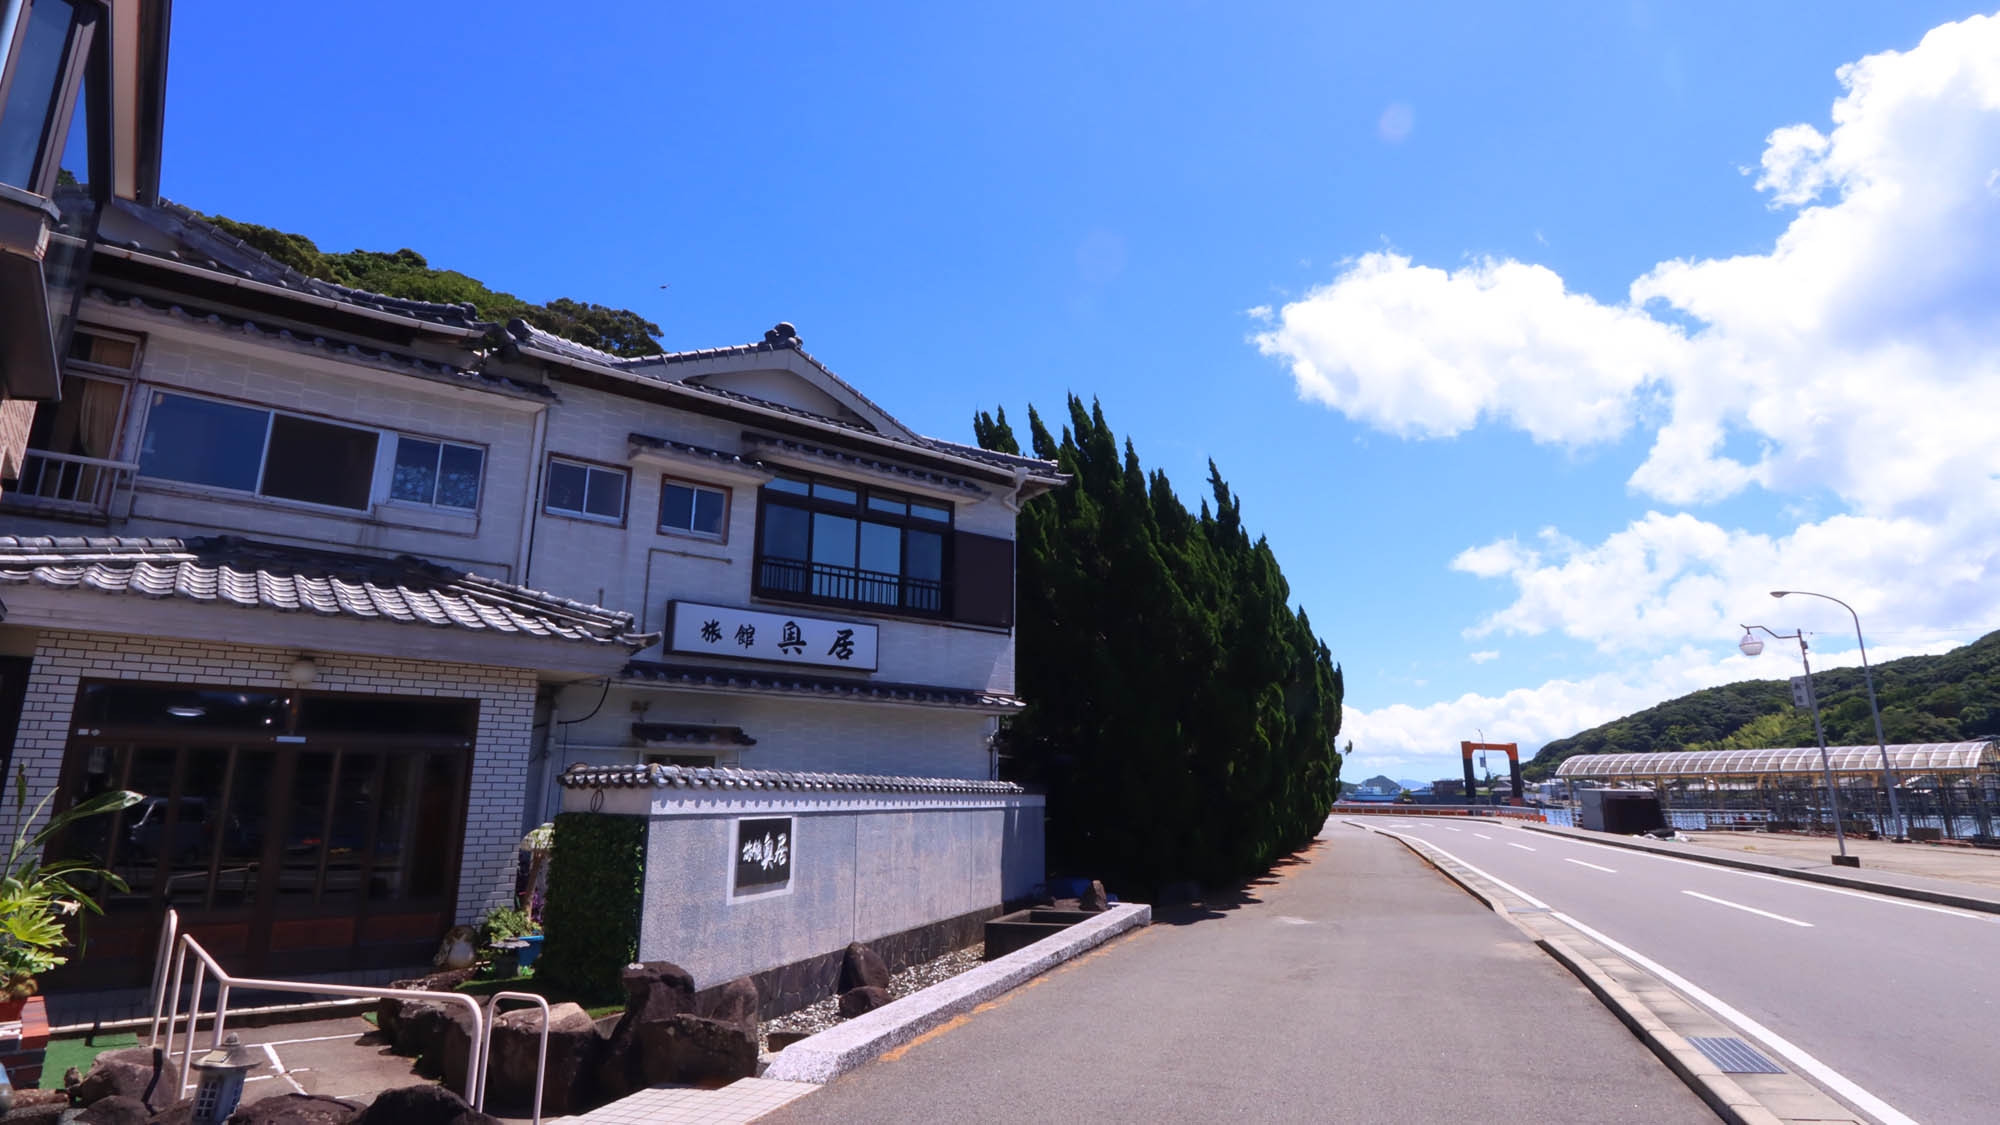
4,629,537,927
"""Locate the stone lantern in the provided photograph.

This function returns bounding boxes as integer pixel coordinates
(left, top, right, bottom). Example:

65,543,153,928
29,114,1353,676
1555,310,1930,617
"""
191,1033,258,1123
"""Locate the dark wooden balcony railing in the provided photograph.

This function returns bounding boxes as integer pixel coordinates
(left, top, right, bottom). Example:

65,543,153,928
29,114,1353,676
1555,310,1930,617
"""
755,556,944,615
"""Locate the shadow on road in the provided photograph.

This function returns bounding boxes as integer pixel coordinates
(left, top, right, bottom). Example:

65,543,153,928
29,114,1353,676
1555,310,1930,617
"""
1147,839,1325,926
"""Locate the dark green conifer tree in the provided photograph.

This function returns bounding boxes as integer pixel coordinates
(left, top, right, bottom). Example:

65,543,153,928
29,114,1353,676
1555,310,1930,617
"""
975,397,1344,893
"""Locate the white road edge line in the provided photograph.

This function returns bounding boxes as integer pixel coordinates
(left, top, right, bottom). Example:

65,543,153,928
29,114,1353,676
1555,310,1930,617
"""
1376,825,1918,1125
1681,890,1812,927
1522,828,1990,921
1508,842,1536,852
1555,910,1918,1125
1564,858,1616,873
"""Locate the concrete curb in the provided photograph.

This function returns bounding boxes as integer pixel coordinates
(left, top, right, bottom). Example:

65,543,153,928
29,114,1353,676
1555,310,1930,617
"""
1517,821,2000,914
1537,935,1782,1125
1358,823,1797,1125
763,902,1151,1084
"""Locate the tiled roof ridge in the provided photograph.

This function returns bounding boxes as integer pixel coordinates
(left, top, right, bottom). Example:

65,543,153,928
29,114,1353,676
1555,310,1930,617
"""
558,762,1025,795
507,318,804,370
626,432,757,467
744,433,986,494
147,199,489,327
0,535,649,647
89,288,554,401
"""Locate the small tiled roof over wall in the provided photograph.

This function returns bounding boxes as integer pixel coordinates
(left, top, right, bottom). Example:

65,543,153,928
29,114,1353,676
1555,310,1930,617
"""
559,762,1025,794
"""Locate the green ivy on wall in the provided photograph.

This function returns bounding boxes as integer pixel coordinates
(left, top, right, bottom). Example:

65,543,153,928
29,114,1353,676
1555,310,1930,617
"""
536,812,646,1003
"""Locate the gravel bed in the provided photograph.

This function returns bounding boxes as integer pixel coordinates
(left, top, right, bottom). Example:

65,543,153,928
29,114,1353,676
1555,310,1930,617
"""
760,944,985,1052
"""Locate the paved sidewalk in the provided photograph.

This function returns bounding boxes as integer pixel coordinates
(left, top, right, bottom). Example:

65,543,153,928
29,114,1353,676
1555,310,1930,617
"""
1683,829,2000,893
763,823,1715,1124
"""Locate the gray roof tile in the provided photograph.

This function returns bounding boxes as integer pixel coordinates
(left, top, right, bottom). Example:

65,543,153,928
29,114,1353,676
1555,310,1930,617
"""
0,536,653,649
558,762,1025,795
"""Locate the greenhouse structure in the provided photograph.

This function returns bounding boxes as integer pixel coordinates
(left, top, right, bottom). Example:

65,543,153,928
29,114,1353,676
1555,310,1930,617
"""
1553,742,2000,841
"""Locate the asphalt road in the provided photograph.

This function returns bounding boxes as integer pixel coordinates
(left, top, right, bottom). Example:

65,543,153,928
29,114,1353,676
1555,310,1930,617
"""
1377,818,2000,1125
766,824,1715,1124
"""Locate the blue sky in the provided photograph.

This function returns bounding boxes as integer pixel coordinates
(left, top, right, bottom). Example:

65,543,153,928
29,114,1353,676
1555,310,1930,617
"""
162,3,2000,779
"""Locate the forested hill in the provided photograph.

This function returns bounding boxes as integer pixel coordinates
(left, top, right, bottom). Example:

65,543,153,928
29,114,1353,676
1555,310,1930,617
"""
199,214,667,357
1524,628,2000,779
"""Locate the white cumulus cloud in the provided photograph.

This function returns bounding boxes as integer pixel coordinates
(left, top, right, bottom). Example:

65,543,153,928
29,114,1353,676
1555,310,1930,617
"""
1258,12,2000,520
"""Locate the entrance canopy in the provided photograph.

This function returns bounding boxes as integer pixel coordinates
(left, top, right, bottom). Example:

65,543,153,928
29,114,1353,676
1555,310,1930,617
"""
1555,742,1999,781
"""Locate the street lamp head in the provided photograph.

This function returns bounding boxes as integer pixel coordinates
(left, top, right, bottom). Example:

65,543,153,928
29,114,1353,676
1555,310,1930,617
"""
1770,590,1790,599
1739,632,1765,657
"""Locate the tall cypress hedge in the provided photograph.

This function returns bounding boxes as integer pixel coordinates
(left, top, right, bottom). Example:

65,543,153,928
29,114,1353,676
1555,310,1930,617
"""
537,812,646,1003
975,397,1344,893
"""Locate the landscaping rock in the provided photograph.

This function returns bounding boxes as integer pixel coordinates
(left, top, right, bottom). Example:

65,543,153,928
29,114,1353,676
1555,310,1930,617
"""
700,975,761,1030
596,961,698,1100
146,1101,196,1125
0,1087,68,1124
392,999,451,1060
225,1094,362,1124
436,1003,480,1094
73,1096,149,1124
72,1047,168,1110
484,1001,600,1117
838,942,890,993
1079,880,1109,911
377,968,477,1042
837,985,891,1019
355,1085,498,1125
622,961,696,1022
637,1014,757,1086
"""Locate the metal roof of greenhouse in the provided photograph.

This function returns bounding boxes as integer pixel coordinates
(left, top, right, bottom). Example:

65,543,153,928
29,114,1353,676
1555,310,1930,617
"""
1554,742,1999,780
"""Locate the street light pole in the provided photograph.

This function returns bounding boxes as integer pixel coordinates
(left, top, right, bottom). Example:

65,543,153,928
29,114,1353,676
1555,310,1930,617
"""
1771,590,1904,840
1741,624,1855,866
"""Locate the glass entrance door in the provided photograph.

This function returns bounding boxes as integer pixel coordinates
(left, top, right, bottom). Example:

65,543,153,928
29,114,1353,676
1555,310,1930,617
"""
49,682,477,984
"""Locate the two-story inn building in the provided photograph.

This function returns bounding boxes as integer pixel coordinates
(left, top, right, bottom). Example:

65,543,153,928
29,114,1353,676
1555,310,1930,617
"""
0,198,1063,996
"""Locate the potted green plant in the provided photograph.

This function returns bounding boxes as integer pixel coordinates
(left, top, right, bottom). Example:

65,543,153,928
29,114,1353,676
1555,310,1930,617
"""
0,770,142,1015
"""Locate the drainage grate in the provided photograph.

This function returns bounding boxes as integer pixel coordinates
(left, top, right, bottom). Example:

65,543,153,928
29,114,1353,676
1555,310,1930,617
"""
1688,1036,1785,1074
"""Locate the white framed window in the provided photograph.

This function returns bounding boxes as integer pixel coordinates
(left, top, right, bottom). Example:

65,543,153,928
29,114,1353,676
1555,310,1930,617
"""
544,456,627,524
658,477,727,539
390,435,484,511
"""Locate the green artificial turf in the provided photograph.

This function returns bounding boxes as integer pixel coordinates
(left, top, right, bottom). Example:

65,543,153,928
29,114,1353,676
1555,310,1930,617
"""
454,972,622,1019
41,1030,137,1090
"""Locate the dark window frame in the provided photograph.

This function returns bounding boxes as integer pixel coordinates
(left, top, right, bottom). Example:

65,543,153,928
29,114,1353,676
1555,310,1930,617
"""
656,474,730,542
751,472,952,619
541,453,630,527
133,388,489,517
0,0,101,198
387,432,487,514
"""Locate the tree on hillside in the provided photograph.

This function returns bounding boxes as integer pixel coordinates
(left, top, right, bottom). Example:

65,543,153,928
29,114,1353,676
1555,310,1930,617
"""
200,215,665,356
1524,628,2000,778
975,398,1344,894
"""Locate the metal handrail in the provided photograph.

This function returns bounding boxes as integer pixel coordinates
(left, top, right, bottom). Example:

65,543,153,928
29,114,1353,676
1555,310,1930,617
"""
145,908,181,1046
476,991,551,1124
157,929,487,1102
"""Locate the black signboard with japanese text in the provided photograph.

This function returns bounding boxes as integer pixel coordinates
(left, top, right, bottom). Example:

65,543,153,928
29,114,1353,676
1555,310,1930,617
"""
733,816,793,895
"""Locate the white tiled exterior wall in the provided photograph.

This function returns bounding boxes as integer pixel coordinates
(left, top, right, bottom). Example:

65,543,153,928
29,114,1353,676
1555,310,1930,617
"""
7,304,543,580
526,379,1020,692
542,688,996,820
3,628,536,926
